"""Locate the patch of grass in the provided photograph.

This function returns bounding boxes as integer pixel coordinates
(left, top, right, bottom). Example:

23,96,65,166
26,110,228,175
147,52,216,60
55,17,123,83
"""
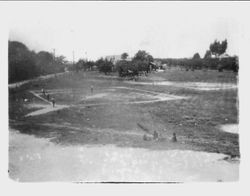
147,69,238,83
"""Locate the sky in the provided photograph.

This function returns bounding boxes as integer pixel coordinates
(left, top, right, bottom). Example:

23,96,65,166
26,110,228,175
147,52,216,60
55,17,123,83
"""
8,2,240,61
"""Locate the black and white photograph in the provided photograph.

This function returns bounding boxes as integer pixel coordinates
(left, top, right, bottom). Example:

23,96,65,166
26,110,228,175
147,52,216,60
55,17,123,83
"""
2,1,249,185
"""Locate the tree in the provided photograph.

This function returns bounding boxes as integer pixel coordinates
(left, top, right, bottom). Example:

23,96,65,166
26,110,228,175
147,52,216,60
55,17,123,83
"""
121,52,129,60
9,41,38,83
209,39,228,72
132,50,154,73
37,51,53,62
116,60,132,77
96,58,113,75
209,39,228,58
55,55,67,65
95,58,105,68
133,50,153,62
193,53,201,59
219,39,228,56
35,51,58,74
204,50,212,59
85,60,95,71
72,59,85,72
116,60,139,79
9,40,68,83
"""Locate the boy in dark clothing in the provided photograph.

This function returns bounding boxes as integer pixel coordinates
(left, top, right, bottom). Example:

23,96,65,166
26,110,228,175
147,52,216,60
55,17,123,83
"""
91,85,93,94
171,132,177,142
51,98,55,107
42,88,46,96
153,131,159,140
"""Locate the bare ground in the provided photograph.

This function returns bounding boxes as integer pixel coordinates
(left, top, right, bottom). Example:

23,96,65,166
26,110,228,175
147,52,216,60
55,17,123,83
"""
9,129,239,182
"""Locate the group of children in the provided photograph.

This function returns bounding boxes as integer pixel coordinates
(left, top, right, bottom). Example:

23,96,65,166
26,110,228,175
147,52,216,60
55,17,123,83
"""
143,131,177,142
40,85,94,108
41,89,55,107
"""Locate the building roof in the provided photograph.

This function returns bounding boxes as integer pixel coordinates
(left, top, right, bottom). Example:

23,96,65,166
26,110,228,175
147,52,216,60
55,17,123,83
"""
105,55,122,61
105,55,132,62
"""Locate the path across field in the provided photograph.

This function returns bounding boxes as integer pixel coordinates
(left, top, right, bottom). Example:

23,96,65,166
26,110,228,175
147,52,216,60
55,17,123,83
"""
125,81,237,91
8,72,69,89
25,86,187,117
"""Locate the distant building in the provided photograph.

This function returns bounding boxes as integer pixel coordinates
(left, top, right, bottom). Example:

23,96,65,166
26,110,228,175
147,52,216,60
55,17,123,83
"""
154,60,162,67
162,64,168,70
210,53,230,59
105,55,132,64
92,65,98,71
151,60,163,70
105,55,122,64
219,53,230,59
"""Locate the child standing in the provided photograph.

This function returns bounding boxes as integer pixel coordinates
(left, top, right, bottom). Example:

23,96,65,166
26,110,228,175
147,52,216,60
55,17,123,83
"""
51,98,55,107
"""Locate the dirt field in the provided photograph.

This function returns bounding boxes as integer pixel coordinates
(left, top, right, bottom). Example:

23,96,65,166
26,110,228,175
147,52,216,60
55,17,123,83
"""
9,129,238,182
8,69,239,182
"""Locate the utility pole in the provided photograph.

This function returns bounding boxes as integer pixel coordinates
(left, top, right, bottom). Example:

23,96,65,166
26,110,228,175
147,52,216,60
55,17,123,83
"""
53,48,56,61
53,48,56,77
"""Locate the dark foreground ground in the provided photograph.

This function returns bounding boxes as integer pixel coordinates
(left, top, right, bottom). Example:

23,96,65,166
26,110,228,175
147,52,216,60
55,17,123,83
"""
9,69,239,157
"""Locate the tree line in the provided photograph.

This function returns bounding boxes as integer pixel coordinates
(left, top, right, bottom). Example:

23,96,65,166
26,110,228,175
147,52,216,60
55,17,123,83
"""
9,39,238,84
158,39,238,72
9,41,67,83
70,50,155,78
72,39,238,77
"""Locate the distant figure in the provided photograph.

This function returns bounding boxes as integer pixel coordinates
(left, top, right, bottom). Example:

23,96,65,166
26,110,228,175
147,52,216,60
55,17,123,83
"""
153,131,159,140
47,94,50,101
171,132,177,142
51,98,55,107
41,88,45,96
143,134,150,141
91,85,93,94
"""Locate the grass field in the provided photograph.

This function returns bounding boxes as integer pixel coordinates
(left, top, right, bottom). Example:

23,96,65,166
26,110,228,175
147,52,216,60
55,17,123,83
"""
9,69,239,157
